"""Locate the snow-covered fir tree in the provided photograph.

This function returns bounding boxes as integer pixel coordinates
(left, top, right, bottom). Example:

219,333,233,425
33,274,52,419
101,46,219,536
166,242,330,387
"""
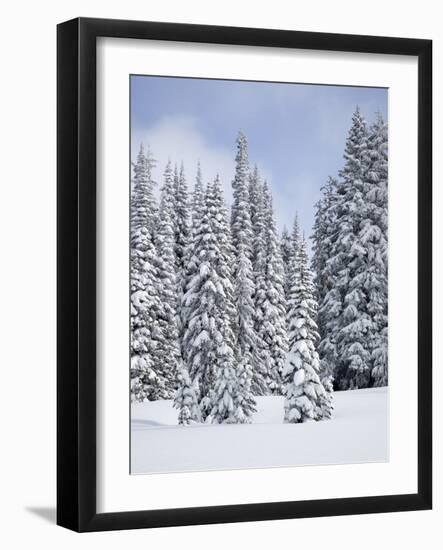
334,108,375,389
130,144,165,401
283,238,328,422
173,368,201,425
315,108,381,390
247,168,269,395
130,233,165,401
312,177,338,308
182,180,241,422
208,346,238,424
231,131,253,253
182,186,217,408
319,374,334,419
282,214,300,304
173,162,191,349
249,165,263,244
210,176,256,422
192,162,205,225
180,163,205,359
230,132,257,403
131,144,158,235
280,225,291,297
154,161,181,395
313,111,388,392
255,182,288,394
312,176,339,400
209,175,238,346
364,113,388,387
371,326,388,387
289,214,300,278
174,162,191,274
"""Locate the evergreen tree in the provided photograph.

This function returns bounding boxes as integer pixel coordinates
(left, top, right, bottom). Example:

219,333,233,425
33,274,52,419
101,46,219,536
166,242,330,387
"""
280,225,291,297
173,162,191,350
130,145,165,401
288,214,300,277
155,161,181,395
334,108,374,389
318,373,334,419
130,233,165,401
371,327,388,387
312,177,338,307
208,350,238,424
231,131,252,254
312,177,339,398
364,113,388,387
283,239,327,422
183,182,239,422
174,162,191,274
317,108,375,390
174,368,201,425
255,183,288,394
192,161,205,225
283,214,300,305
210,176,256,422
249,165,262,244
180,163,205,359
210,175,239,342
248,168,269,395
131,144,158,235
230,132,257,400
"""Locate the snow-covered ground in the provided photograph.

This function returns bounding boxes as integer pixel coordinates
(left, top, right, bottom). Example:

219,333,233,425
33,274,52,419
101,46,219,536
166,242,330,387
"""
131,387,388,474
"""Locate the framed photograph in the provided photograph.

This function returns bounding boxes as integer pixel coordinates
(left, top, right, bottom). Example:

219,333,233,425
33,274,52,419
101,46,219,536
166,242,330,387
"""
57,17,432,532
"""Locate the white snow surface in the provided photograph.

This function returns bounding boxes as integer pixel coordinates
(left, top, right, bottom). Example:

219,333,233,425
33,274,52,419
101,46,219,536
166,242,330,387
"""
131,387,388,474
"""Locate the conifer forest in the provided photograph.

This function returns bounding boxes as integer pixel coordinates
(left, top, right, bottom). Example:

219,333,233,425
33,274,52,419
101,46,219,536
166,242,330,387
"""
130,106,388,431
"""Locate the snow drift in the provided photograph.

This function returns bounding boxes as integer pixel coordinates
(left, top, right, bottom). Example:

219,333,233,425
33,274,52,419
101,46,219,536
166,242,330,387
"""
131,386,388,474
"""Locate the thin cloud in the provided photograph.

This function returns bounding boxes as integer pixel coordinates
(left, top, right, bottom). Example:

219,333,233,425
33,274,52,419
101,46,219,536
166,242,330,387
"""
132,115,235,202
131,77,387,239
131,115,273,209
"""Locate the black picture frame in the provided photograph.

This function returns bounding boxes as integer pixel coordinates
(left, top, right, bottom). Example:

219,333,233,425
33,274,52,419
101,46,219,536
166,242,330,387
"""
57,17,432,532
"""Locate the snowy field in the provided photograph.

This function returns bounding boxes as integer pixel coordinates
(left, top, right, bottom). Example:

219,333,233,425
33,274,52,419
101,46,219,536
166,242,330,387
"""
131,387,388,474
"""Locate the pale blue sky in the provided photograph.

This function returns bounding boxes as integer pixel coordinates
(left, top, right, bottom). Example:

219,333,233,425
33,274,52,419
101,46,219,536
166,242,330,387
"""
131,75,387,238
